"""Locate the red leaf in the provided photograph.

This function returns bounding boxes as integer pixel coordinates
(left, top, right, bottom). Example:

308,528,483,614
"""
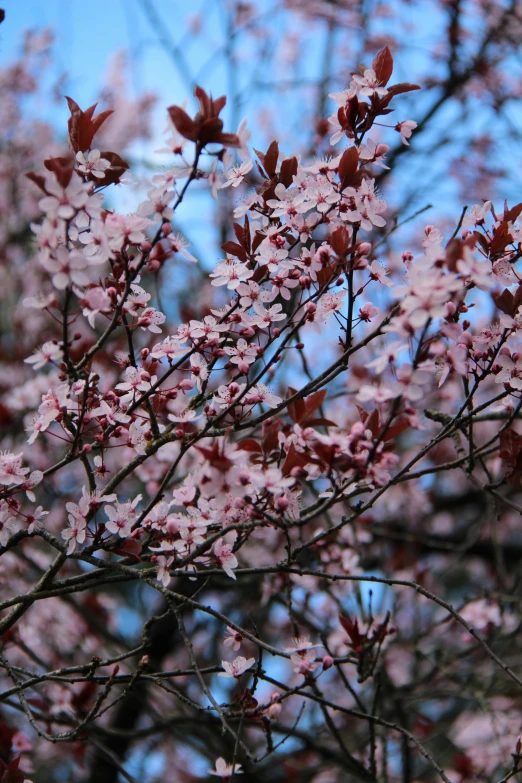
167,106,198,142
97,150,129,186
195,442,233,471
43,156,74,188
490,221,511,255
492,288,515,316
338,146,359,190
25,171,47,193
65,97,113,153
339,614,364,652
287,388,306,424
384,418,410,441
372,46,394,86
282,444,311,477
500,429,522,484
279,156,298,188
264,141,279,178
386,82,421,96
221,241,247,262
303,390,326,420
0,722,15,757
1,757,24,783
262,418,281,454
365,409,381,438
304,417,337,427
504,202,522,223
330,226,351,257
237,439,263,453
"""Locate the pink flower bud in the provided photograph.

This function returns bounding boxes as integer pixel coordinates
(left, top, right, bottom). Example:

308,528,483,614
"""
322,655,334,670
178,379,194,391
161,222,172,236
238,360,250,375
240,326,256,338
229,382,240,394
275,496,289,511
272,327,281,337
166,519,179,535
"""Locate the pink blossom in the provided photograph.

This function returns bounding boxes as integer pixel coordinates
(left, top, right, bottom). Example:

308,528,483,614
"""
219,656,255,678
76,149,110,178
208,757,243,781
395,120,417,145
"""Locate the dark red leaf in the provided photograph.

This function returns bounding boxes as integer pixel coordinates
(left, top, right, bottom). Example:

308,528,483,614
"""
264,141,279,178
282,444,311,477
339,146,359,189
490,221,511,255
500,429,522,484
386,82,421,96
492,288,515,316
279,156,298,188
303,390,327,420
287,388,306,424
365,409,381,438
237,439,263,453
372,46,394,86
221,241,247,262
43,156,74,188
25,171,46,193
384,418,410,441
167,106,198,142
504,202,522,223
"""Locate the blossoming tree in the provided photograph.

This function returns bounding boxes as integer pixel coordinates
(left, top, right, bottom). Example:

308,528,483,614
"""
3,7,522,783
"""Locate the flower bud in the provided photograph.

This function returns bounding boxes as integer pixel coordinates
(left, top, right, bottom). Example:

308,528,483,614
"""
322,655,334,670
275,495,289,511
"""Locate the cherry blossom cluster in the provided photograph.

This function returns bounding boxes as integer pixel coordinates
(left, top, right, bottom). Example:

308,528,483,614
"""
3,33,522,783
